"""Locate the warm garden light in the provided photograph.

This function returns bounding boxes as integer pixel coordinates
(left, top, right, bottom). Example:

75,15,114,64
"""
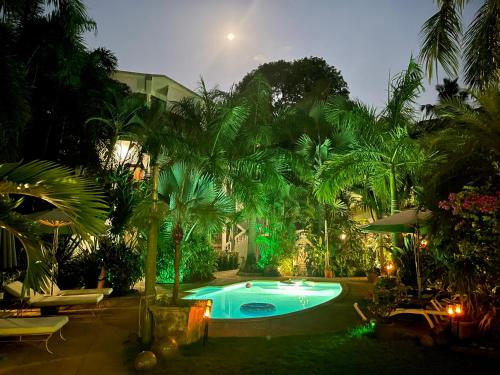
386,263,394,273
204,307,211,318
447,305,455,316
227,32,235,41
339,233,347,240
204,300,213,318
454,304,463,315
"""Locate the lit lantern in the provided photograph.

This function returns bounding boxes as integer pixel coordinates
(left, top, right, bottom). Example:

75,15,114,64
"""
204,300,212,318
454,303,463,315
339,233,347,241
447,304,455,316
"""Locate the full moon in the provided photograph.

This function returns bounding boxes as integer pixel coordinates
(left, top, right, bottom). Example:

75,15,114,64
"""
227,33,235,41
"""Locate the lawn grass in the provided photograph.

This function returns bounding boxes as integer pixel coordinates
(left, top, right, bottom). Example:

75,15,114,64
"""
142,333,498,375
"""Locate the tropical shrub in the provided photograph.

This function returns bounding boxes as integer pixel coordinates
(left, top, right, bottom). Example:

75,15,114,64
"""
156,235,216,283
256,222,295,274
216,251,239,271
428,184,499,330
100,239,142,295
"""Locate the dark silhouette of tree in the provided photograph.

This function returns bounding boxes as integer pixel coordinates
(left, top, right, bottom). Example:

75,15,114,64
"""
235,57,349,111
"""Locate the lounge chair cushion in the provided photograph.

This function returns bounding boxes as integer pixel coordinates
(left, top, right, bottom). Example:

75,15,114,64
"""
28,293,103,307
6,281,103,307
0,316,69,336
40,277,113,297
58,288,113,296
4,281,39,299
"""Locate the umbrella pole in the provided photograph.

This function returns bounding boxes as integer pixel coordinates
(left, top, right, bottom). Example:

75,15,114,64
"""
413,229,422,298
51,226,59,296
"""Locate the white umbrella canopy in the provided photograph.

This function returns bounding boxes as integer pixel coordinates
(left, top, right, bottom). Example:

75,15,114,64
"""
29,208,73,295
362,209,432,233
362,208,432,298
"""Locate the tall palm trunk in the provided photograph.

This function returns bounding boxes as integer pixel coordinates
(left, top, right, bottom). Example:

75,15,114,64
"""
141,163,159,344
172,223,184,303
389,165,399,248
246,212,257,267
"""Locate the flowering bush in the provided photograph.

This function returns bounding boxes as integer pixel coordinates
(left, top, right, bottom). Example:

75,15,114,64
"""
438,187,499,235
435,186,499,328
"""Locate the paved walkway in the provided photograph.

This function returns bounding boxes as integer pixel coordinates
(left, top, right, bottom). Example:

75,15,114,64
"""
0,273,373,374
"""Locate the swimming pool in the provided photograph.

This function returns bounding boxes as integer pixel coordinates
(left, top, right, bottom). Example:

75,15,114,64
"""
183,280,342,319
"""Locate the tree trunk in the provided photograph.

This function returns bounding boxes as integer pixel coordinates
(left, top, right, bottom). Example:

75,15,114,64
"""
246,212,257,268
389,165,399,248
141,163,160,345
172,223,184,304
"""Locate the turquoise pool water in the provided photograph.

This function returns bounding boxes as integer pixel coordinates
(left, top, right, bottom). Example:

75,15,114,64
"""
183,280,342,319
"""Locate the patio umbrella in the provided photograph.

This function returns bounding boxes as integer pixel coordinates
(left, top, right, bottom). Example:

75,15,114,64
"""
362,208,432,298
29,209,72,295
362,209,432,233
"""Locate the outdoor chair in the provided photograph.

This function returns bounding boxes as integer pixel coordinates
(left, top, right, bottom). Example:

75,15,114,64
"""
5,281,103,313
0,316,69,354
353,301,449,329
40,278,113,297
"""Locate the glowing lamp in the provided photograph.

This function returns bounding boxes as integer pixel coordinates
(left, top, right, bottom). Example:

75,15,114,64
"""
447,304,455,316
204,300,212,318
454,304,463,315
339,233,347,241
386,263,394,273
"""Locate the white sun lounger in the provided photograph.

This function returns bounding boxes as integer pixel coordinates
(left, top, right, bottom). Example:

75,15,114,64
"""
40,278,113,297
5,281,103,308
353,302,449,329
388,308,449,329
0,316,69,354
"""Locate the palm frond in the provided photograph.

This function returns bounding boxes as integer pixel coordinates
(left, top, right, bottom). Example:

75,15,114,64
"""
419,0,463,82
0,160,108,236
463,0,500,88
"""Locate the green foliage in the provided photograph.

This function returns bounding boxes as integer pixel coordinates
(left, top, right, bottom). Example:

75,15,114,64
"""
348,321,377,338
216,251,239,271
419,0,499,88
156,234,216,283
306,235,327,277
100,239,142,295
236,57,349,110
0,160,108,290
256,222,295,273
0,0,129,166
369,277,406,318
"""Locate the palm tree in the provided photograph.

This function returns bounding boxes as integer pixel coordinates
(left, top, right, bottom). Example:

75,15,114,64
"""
421,86,500,204
0,160,108,289
130,101,177,344
85,94,144,170
317,60,432,246
420,0,500,88
170,77,286,271
157,163,233,303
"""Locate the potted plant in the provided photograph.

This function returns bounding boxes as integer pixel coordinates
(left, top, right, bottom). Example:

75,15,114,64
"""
146,163,233,344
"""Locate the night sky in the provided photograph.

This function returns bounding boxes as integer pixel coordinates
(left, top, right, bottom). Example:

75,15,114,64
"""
83,0,478,109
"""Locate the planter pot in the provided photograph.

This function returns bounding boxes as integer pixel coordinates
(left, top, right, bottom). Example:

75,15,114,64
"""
458,320,477,340
366,272,377,283
451,319,477,339
150,300,210,345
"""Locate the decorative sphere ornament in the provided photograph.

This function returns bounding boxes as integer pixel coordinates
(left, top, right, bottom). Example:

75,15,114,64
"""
151,337,178,359
134,351,158,371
